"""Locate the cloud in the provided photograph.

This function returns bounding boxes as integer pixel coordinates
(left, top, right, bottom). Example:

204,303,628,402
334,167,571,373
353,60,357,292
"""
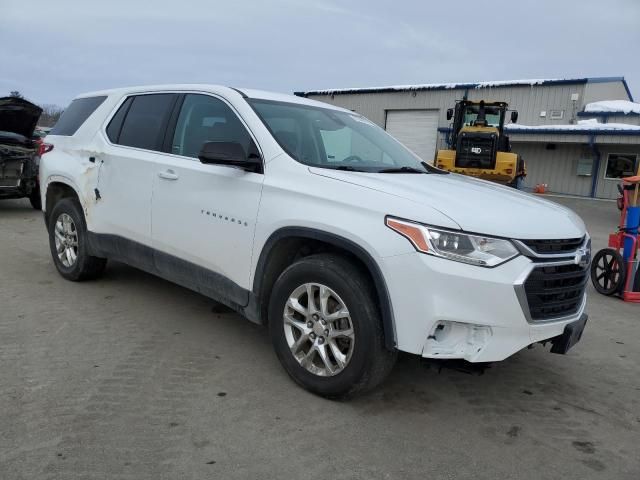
1,0,638,106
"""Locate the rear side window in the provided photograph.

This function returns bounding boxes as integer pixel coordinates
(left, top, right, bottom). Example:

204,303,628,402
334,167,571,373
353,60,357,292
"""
105,97,133,143
117,94,177,151
50,96,107,136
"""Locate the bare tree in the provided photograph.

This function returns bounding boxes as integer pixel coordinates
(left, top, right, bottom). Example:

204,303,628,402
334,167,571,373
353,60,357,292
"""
38,104,65,127
4,91,64,127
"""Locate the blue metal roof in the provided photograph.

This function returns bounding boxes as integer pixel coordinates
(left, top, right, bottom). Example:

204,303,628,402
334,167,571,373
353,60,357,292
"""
577,111,640,117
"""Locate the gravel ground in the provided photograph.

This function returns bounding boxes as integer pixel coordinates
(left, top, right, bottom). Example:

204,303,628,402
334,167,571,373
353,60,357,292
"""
1,195,638,480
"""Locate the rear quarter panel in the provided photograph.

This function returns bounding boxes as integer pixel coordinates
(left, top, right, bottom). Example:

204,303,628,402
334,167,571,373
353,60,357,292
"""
40,94,122,221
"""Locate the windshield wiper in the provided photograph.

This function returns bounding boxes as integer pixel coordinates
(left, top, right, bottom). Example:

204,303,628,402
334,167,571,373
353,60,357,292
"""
334,165,366,172
421,161,450,174
377,166,427,174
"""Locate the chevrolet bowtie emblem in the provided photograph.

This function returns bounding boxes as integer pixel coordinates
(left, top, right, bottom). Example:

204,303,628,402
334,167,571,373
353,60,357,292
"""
574,247,590,268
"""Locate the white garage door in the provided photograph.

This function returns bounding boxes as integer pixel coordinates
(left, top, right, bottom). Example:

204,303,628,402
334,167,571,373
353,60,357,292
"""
385,110,439,163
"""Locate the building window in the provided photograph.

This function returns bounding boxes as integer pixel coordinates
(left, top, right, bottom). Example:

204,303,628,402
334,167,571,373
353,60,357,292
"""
604,153,638,180
549,110,564,120
577,157,593,176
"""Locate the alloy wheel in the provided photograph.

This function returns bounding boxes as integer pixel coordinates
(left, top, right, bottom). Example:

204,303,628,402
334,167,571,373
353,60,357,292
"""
283,283,355,377
54,213,79,268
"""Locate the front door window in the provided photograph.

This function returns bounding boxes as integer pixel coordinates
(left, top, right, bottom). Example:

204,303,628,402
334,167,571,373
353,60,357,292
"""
171,94,254,159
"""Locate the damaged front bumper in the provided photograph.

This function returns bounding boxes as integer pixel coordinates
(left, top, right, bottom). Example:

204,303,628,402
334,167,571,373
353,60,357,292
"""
548,313,588,354
381,251,588,363
0,143,39,199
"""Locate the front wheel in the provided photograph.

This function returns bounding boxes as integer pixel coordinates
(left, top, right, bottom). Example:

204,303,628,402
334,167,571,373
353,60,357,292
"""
268,254,396,399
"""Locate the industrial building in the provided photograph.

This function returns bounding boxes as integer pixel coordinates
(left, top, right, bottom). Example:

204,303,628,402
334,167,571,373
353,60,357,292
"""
296,77,640,199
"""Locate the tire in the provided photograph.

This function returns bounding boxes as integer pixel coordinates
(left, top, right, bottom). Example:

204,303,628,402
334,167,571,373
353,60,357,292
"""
29,187,41,210
48,197,107,281
590,248,626,296
268,254,396,399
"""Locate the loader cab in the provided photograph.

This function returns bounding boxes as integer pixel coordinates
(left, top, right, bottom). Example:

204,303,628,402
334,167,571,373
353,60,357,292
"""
445,100,516,169
447,100,513,145
437,99,524,186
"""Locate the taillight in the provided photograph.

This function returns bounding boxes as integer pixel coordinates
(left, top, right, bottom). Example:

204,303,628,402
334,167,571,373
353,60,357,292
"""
506,168,513,174
38,143,54,156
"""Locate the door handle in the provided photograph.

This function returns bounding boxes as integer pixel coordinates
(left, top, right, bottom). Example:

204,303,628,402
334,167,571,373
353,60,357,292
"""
158,169,179,180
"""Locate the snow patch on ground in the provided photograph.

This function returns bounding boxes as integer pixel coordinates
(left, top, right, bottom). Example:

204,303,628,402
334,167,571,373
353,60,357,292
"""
584,100,640,114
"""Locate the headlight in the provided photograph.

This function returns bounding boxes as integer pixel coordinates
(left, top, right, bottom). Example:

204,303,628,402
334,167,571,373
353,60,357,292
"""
385,217,519,267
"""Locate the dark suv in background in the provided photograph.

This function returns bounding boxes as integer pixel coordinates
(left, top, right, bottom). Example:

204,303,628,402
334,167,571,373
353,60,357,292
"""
0,96,44,209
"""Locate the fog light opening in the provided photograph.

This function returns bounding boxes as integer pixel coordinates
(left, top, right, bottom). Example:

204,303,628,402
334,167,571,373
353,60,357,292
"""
423,321,492,360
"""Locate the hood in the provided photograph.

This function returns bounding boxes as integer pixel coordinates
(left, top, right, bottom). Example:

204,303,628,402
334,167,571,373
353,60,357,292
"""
0,97,42,138
310,168,586,240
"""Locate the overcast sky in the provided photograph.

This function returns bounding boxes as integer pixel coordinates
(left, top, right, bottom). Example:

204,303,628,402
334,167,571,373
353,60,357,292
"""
2,0,638,106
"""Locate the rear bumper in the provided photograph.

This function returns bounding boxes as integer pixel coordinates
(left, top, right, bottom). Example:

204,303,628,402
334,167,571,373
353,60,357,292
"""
0,186,32,199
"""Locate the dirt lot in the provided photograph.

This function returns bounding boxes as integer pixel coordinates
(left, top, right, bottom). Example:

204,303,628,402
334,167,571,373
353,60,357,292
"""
1,195,638,479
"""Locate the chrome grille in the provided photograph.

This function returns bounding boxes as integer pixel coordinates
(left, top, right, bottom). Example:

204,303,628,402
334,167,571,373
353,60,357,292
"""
520,237,585,255
523,263,588,321
516,236,590,322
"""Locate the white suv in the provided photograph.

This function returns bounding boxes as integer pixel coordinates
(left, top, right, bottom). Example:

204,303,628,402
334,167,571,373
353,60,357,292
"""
41,85,590,397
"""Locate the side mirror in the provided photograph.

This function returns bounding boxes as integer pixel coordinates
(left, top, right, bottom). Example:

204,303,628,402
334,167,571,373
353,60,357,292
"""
511,111,519,123
198,141,261,173
446,108,453,121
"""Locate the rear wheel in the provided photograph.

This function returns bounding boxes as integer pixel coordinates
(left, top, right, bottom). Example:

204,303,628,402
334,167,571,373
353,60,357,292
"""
268,254,396,398
48,198,107,281
590,248,626,295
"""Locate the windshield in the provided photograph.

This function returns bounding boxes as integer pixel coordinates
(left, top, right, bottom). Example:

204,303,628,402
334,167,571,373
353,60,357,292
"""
248,99,427,172
462,105,503,128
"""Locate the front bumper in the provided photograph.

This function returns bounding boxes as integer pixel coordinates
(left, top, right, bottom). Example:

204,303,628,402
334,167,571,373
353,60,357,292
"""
381,252,588,362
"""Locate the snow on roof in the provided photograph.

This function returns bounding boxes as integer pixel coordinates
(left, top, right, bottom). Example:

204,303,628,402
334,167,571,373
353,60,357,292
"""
584,100,640,115
505,119,640,134
472,79,560,88
297,77,600,96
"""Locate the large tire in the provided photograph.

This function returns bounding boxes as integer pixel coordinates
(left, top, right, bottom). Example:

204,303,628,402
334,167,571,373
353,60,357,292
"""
29,187,41,210
48,197,107,281
268,254,396,399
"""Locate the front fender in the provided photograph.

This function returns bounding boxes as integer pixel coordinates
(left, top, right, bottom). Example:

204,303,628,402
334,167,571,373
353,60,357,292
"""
252,226,397,350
